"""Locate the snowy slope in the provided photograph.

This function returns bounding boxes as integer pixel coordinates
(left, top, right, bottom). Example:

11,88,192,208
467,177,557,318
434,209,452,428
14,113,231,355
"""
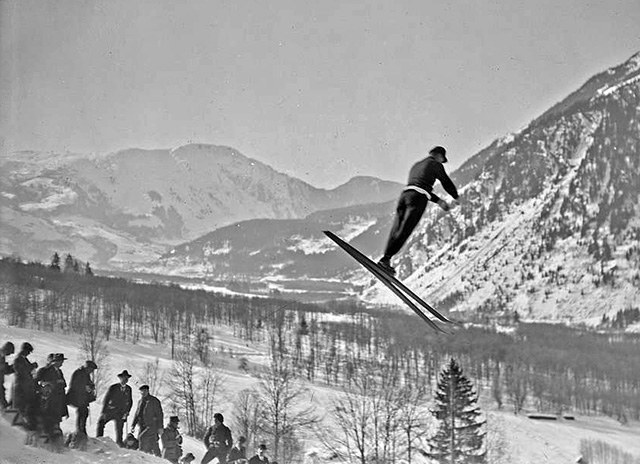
2,324,640,464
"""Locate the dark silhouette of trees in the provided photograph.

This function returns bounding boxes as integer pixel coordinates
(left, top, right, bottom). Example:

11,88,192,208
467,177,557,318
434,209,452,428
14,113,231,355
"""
50,252,61,271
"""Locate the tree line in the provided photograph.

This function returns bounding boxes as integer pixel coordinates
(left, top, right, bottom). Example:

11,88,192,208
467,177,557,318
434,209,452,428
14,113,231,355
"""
1,256,640,426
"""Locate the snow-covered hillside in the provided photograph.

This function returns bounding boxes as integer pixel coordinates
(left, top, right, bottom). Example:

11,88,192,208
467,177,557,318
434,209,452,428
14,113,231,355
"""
154,51,640,324
2,324,640,464
0,144,401,269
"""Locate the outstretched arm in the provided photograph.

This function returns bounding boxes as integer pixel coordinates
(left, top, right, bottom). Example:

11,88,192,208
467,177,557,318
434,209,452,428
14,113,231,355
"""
436,164,459,200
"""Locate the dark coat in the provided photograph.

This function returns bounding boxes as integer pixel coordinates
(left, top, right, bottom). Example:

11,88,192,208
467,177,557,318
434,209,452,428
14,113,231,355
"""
101,382,133,417
66,366,96,408
248,456,269,464
203,423,233,452
228,444,247,462
132,394,163,432
36,364,68,419
161,424,183,463
12,353,37,412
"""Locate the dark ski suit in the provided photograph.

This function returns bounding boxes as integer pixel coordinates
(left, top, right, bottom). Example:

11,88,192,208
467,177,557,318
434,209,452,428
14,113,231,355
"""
382,155,459,261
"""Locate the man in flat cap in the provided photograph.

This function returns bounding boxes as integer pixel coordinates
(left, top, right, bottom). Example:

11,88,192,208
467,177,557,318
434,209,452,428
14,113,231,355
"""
66,360,98,435
97,370,133,447
132,384,164,456
161,415,183,463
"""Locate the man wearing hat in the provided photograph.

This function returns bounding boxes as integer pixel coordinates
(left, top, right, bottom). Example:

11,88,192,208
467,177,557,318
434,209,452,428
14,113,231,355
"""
0,341,15,409
131,384,164,456
161,415,183,463
97,370,133,446
12,342,38,429
377,146,460,276
36,353,69,442
248,444,270,464
66,360,98,435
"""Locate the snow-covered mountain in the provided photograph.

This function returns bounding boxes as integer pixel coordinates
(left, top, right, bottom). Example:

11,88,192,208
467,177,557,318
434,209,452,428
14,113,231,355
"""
156,52,640,322
0,144,401,267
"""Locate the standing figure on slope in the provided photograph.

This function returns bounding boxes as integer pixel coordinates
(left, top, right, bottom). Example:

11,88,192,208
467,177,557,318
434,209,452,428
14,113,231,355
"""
0,341,15,409
66,360,98,436
131,384,164,456
12,342,38,430
161,415,183,464
97,370,133,447
36,353,69,443
377,146,460,276
201,412,233,464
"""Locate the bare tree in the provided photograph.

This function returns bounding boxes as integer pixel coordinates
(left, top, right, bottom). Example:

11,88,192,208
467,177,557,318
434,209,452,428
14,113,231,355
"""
79,316,110,396
230,389,263,449
255,349,319,463
322,361,430,464
138,358,165,396
168,341,225,438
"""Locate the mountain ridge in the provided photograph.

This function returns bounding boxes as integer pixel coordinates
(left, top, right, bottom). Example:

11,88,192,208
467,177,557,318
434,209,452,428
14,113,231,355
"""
153,52,640,323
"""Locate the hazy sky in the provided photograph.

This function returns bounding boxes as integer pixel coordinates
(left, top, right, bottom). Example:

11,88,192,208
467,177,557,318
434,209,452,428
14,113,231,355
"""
1,0,639,187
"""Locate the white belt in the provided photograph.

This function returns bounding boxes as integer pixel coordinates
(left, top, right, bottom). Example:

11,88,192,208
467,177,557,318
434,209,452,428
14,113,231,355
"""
403,185,432,200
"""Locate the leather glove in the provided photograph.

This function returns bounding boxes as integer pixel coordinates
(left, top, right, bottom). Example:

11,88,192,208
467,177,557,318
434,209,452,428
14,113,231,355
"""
437,198,450,211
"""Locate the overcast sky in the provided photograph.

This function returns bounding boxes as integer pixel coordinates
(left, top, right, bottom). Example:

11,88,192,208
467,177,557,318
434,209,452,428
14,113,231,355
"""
1,0,639,187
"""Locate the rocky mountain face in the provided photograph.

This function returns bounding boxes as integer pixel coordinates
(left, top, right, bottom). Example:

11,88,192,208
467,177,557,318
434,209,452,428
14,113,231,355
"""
156,52,640,322
0,144,401,267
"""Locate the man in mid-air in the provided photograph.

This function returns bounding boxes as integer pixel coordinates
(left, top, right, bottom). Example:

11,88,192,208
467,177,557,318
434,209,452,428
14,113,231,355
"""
378,146,459,276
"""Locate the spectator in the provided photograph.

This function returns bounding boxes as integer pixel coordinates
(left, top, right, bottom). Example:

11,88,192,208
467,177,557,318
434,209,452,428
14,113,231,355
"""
201,412,233,464
12,342,38,429
161,415,183,463
131,384,164,456
97,370,133,447
36,353,68,443
227,435,247,462
248,444,269,464
124,432,140,450
66,360,98,435
0,341,15,409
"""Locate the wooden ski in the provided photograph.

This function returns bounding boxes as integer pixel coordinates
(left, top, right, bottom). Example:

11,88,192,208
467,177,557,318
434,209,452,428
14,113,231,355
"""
324,230,451,333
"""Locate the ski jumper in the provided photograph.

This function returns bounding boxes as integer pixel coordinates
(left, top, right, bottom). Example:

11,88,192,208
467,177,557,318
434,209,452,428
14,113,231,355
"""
382,156,458,261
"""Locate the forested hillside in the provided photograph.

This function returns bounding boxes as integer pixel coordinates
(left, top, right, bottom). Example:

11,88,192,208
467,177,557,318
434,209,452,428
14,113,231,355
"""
2,257,639,425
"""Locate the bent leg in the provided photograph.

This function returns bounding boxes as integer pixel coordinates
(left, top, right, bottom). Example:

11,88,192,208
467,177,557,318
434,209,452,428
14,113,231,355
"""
383,192,427,259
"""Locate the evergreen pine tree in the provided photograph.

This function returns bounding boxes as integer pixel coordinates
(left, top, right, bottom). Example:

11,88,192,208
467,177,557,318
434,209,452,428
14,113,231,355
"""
85,262,94,276
63,253,75,273
428,358,486,464
50,252,61,271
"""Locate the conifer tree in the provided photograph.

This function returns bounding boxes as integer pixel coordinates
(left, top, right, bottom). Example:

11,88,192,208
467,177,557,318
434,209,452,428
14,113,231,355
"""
85,262,94,276
50,252,61,271
63,253,75,273
428,358,486,464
